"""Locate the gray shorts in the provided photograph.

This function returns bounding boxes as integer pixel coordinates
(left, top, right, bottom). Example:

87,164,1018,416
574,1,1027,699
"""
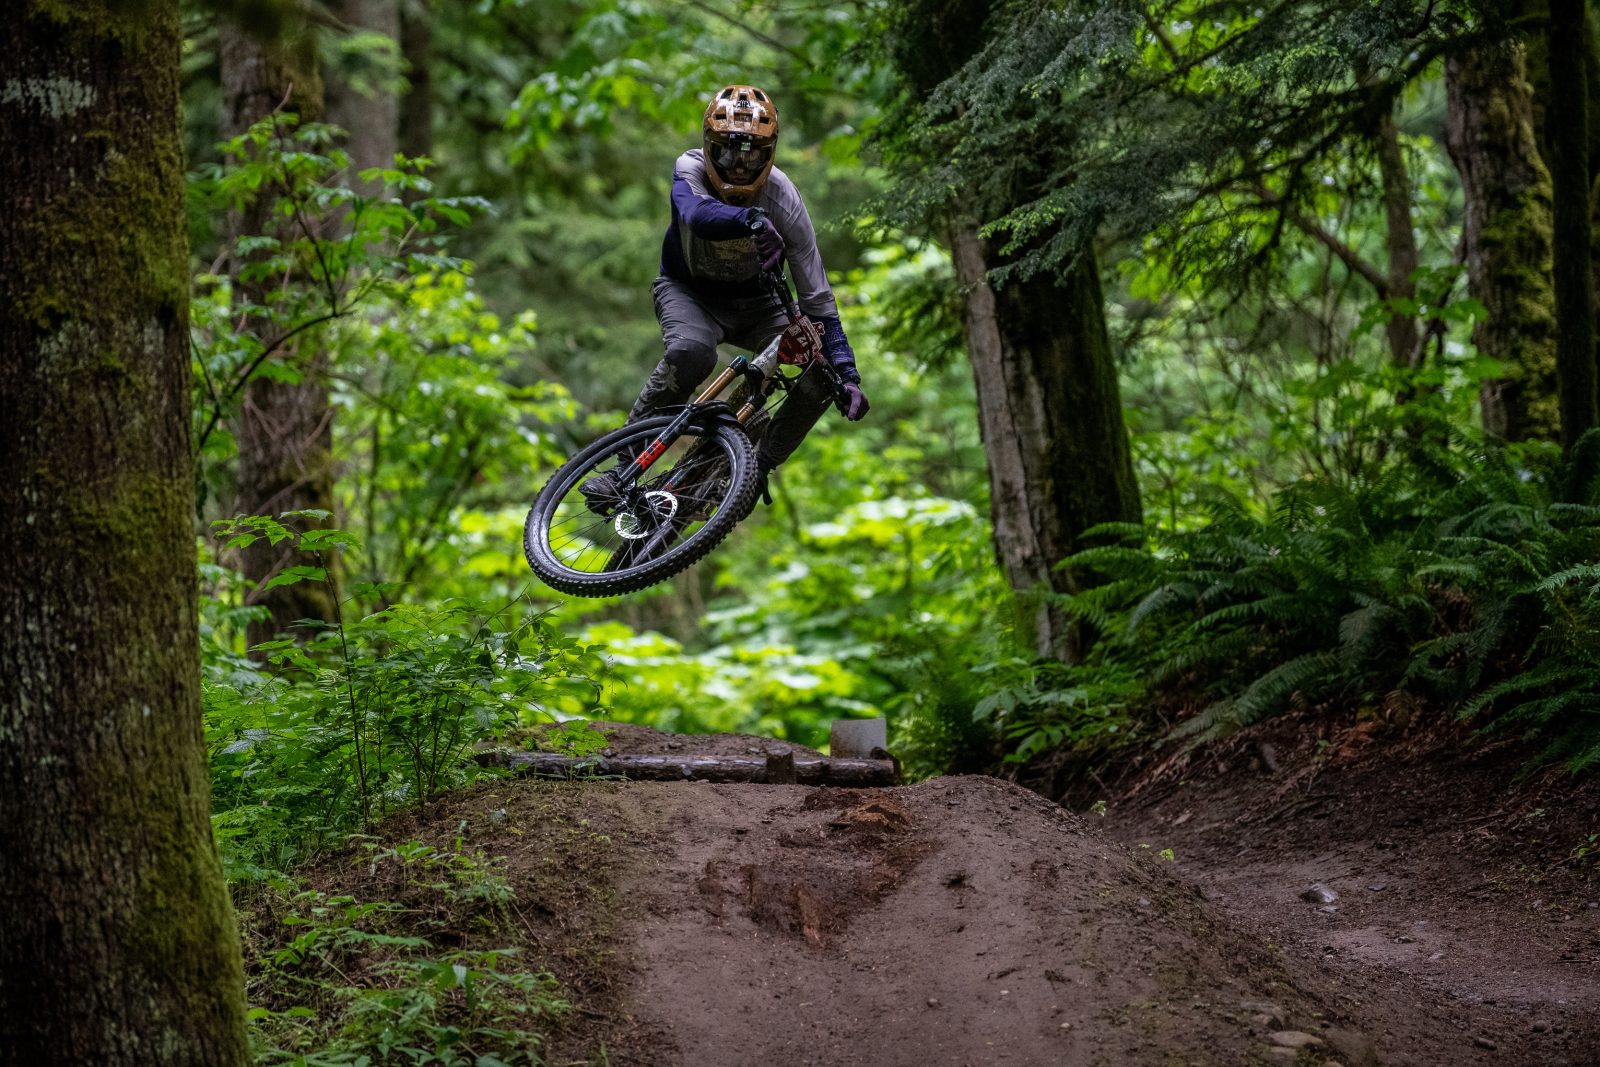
639,275,834,471
652,275,789,356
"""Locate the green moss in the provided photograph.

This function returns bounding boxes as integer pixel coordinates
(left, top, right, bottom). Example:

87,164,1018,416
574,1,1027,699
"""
27,0,170,45
1478,178,1562,441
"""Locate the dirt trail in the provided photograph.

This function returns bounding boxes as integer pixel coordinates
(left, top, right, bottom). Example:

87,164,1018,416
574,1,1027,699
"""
326,724,1597,1066
603,776,1365,1067
1097,735,1600,1067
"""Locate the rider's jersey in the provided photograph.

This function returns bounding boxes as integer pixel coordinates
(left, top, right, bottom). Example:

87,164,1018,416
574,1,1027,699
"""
661,149,840,322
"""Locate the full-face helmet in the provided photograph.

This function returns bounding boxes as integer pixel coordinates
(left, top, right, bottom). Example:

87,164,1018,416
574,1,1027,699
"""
702,84,779,206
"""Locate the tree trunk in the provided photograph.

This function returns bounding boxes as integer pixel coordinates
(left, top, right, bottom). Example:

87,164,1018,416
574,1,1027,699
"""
0,4,248,1062
398,0,434,164
326,0,400,178
1547,0,1599,450
219,17,340,649
949,226,1143,662
1445,39,1562,443
1374,108,1422,368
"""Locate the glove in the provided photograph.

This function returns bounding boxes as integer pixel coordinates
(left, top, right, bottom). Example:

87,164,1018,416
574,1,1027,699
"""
745,209,786,272
840,381,870,421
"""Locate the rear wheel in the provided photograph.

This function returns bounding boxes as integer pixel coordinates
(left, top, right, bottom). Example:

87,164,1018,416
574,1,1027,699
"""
523,414,761,596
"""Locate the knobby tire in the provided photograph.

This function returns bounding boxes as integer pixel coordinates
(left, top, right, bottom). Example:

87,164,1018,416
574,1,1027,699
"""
523,414,762,596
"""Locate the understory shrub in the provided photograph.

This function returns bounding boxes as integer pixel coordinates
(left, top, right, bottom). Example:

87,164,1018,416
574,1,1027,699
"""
1056,431,1600,770
204,518,609,881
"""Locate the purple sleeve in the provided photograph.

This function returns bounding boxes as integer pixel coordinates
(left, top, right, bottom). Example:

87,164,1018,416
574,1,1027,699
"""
814,315,860,383
672,173,750,239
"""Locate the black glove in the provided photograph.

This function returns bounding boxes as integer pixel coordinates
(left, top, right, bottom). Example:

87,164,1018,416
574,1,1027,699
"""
744,208,786,272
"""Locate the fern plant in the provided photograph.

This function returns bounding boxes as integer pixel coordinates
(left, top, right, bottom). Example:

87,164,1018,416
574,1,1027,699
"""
1057,431,1600,770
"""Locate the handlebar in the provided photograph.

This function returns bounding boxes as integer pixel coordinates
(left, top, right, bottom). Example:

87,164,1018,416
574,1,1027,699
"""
762,270,853,415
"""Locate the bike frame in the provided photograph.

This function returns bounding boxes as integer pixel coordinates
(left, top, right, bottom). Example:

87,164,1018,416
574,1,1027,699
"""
610,271,849,496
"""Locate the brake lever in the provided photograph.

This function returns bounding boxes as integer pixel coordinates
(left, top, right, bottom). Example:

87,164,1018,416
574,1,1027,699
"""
765,270,852,413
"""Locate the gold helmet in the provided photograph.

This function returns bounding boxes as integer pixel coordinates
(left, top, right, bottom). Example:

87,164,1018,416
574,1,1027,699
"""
702,84,779,206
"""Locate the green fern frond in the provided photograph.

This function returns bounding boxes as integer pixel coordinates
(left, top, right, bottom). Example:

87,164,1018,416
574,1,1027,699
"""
1153,628,1256,684
1560,427,1600,505
1169,696,1238,742
1062,545,1157,574
1125,583,1190,637
1224,651,1342,732
1171,651,1341,743
1076,520,1148,544
1545,502,1600,527
1411,559,1484,586
1337,603,1396,669
1533,564,1600,594
1459,661,1583,718
1195,594,1316,630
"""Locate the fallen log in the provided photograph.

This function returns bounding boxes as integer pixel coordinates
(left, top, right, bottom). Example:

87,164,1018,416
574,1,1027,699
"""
482,749,899,787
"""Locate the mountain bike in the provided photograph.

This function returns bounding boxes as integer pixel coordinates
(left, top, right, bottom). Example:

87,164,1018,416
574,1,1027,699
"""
522,272,853,597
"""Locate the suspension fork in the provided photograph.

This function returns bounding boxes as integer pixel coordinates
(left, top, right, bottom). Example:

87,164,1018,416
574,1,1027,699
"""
614,341,780,493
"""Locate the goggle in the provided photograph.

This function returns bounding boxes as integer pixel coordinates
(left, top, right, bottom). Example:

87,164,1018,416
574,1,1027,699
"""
709,135,771,178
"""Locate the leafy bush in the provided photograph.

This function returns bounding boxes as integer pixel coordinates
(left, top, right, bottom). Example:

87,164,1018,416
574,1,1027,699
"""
246,846,566,1066
1060,432,1600,770
204,518,609,880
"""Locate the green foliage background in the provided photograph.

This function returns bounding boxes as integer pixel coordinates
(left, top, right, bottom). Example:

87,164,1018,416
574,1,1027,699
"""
185,0,1598,887
167,2,1600,1058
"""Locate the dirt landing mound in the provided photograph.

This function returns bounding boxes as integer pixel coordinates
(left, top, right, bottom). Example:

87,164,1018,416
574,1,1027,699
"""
604,775,1367,1067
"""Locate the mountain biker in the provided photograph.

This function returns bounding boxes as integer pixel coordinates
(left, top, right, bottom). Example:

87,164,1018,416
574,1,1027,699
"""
581,83,868,512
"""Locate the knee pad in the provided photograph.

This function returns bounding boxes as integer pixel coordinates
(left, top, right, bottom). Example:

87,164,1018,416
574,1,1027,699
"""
663,342,717,384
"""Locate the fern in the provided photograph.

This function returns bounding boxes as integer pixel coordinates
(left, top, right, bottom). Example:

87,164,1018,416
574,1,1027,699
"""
985,426,1600,772
1534,565,1600,594
1561,427,1600,505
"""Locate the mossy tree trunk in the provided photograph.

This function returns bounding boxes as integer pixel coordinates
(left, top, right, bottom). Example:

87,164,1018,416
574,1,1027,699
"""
0,3,249,1062
889,0,1142,662
219,15,340,650
1546,0,1599,450
949,228,1143,662
1445,38,1562,443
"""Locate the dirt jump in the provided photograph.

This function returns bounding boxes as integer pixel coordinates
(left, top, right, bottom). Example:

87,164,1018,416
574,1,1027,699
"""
304,723,1599,1067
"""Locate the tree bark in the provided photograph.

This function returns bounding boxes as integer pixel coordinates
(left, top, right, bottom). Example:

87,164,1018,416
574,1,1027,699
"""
1374,107,1422,368
1546,0,1599,450
949,227,1143,662
326,0,400,178
0,3,248,1061
1445,39,1561,443
219,16,340,649
886,0,1142,663
398,0,434,164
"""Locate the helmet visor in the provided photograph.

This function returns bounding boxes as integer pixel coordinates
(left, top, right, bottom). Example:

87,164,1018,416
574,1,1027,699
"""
707,132,773,187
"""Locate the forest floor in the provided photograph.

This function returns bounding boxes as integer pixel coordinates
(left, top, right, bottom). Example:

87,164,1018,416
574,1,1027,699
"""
299,722,1599,1067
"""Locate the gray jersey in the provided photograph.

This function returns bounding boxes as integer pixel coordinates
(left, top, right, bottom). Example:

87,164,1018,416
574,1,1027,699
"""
672,149,840,321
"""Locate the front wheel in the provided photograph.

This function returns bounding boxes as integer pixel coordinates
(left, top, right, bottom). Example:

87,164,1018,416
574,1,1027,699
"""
523,414,762,596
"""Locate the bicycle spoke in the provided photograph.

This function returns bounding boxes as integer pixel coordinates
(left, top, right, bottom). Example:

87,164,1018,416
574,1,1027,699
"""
530,419,746,582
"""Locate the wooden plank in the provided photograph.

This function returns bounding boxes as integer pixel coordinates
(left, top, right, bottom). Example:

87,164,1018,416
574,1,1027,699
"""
483,750,899,786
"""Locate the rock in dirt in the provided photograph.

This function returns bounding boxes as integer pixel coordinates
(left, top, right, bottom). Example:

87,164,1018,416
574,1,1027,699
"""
1269,1030,1325,1049
1474,1035,1498,1050
1299,883,1339,905
1322,1027,1377,1067
1241,1000,1287,1029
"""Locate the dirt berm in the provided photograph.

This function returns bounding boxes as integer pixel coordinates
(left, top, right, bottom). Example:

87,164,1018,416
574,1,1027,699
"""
309,724,1584,1066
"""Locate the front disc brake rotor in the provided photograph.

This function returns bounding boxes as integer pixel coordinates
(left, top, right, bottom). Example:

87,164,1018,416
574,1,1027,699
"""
614,490,678,540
